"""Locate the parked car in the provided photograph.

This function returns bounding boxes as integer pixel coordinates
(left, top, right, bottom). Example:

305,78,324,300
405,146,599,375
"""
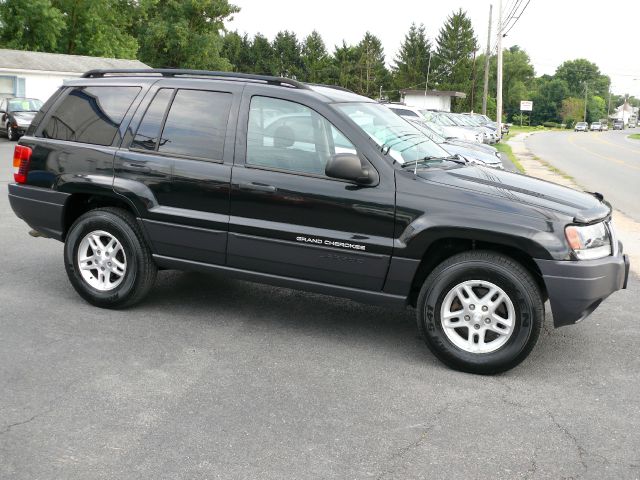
590,122,602,131
407,118,504,169
8,69,629,374
574,122,588,132
387,105,484,144
0,97,43,140
601,122,609,131
613,120,624,130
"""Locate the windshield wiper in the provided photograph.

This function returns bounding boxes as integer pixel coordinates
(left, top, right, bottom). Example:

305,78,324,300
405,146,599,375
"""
400,155,467,173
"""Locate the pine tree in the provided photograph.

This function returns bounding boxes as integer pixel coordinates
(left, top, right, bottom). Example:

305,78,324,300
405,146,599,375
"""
250,33,275,75
355,32,388,97
331,41,359,91
300,30,330,83
432,9,478,110
272,30,301,78
393,23,431,90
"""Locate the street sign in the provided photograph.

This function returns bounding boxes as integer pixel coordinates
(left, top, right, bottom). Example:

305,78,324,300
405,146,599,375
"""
520,100,533,111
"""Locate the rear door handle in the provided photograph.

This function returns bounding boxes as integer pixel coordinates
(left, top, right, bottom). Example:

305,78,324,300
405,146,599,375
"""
122,161,151,173
239,182,277,193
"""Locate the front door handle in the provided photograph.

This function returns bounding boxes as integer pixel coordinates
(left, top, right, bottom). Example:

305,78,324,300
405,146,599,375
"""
239,182,277,193
122,161,151,173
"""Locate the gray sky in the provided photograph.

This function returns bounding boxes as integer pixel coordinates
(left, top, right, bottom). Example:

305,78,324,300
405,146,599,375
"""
228,0,640,97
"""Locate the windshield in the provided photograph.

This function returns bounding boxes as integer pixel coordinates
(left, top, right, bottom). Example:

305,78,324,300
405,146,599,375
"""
409,120,446,144
335,103,450,165
431,113,457,127
7,98,43,112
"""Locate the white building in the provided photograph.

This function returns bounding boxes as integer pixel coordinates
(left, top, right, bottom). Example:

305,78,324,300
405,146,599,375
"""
610,102,637,125
399,89,467,112
0,49,149,102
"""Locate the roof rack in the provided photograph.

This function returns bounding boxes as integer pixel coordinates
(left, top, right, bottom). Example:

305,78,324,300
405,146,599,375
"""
81,69,309,89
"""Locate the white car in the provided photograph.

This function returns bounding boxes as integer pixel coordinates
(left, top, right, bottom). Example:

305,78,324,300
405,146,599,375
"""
386,104,484,143
574,122,588,132
590,122,602,131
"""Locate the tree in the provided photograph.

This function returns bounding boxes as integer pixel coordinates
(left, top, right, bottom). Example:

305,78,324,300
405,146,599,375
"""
555,59,609,98
560,97,585,126
250,33,275,75
355,32,388,97
587,95,606,122
530,77,569,124
501,46,535,119
0,0,65,52
300,30,330,83
393,23,431,90
432,9,478,111
271,30,301,78
331,41,359,92
136,0,238,70
52,0,138,58
222,31,252,72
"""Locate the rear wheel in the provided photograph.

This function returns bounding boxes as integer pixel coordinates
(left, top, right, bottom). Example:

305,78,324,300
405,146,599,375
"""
64,207,157,308
417,251,543,374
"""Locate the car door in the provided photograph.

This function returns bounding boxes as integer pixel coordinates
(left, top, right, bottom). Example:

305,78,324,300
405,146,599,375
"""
227,88,396,291
114,80,241,265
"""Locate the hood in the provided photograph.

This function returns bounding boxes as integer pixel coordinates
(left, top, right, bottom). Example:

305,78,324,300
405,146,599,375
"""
417,165,610,223
446,138,498,155
12,111,36,123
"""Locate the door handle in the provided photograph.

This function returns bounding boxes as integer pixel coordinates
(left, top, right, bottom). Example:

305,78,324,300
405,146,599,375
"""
239,182,277,193
122,161,150,172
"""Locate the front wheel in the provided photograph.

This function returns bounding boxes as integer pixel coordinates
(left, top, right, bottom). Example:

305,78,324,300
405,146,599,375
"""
7,123,16,141
64,207,157,308
417,251,543,374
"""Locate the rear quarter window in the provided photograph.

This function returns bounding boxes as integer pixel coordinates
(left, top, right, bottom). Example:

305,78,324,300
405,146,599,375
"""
40,86,140,146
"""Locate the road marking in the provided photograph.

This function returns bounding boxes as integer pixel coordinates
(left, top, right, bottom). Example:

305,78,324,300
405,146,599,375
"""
567,134,640,171
589,133,640,155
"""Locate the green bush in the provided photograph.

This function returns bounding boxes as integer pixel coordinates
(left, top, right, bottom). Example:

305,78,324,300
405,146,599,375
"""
543,121,560,128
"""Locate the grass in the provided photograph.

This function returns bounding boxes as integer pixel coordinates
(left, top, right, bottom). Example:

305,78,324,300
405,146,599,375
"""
495,142,525,173
629,133,640,140
531,154,576,183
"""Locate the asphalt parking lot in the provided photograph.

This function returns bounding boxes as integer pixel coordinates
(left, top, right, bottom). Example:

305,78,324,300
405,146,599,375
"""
1,137,639,479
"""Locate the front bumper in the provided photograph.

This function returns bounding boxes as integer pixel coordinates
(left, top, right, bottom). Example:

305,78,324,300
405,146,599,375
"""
535,250,630,327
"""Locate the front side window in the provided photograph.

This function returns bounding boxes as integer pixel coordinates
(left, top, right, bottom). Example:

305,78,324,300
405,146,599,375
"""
246,96,356,175
131,88,174,151
41,86,140,146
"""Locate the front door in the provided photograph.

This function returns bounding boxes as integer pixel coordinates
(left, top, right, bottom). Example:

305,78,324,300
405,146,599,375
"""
228,91,396,291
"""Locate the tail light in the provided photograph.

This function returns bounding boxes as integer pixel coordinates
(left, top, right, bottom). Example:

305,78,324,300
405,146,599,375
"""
13,145,32,184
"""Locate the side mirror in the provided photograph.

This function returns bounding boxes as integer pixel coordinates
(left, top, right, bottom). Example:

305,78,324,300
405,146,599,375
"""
325,153,378,185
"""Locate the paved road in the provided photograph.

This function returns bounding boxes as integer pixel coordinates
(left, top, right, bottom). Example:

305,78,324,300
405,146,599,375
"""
526,129,640,222
1,137,639,479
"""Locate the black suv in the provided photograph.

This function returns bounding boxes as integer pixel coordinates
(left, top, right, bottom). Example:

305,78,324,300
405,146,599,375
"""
8,69,629,374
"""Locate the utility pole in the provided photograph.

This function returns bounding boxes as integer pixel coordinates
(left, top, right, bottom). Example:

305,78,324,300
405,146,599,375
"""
424,52,432,97
496,0,503,134
583,82,588,122
470,49,477,111
482,4,493,115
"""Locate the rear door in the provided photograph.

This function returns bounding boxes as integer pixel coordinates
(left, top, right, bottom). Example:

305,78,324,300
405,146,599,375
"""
227,88,396,291
115,80,242,265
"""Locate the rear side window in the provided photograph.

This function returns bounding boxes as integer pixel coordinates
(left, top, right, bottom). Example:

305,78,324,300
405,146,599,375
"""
41,86,140,146
131,88,173,151
158,89,232,161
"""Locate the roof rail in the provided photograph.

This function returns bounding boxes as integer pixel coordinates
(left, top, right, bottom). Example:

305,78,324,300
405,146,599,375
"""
306,82,354,94
81,69,309,89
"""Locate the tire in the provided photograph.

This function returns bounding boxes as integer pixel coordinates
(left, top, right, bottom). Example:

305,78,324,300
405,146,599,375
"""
7,123,16,141
416,251,543,374
64,207,157,308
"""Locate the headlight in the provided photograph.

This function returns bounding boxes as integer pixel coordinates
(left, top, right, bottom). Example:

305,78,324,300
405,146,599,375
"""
565,222,612,260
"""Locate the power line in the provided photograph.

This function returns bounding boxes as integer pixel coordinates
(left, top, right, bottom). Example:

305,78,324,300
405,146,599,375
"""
501,0,531,37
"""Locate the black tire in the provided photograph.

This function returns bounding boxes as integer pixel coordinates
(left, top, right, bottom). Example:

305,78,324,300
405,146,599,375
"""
416,251,543,375
7,123,16,141
64,207,157,308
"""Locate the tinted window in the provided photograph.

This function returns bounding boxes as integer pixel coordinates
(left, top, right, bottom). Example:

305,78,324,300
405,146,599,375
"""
247,96,356,175
390,108,418,117
41,86,139,146
157,89,231,160
131,88,173,151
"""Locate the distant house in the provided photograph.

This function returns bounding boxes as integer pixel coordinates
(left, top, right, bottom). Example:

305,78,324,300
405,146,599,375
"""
0,49,149,101
610,102,636,125
399,89,467,112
